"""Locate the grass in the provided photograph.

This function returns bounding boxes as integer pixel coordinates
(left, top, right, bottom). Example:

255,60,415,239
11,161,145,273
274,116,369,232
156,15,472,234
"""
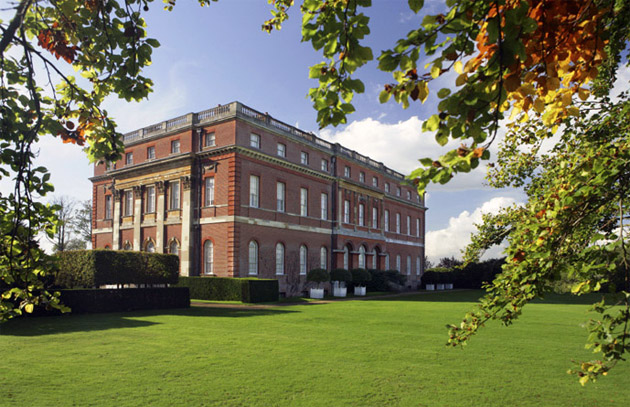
1,290,629,406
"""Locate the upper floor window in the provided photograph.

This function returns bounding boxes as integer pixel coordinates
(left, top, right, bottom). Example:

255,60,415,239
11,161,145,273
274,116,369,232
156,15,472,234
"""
372,176,378,187
407,190,412,200
250,175,260,208
146,186,156,213
205,132,216,147
299,245,308,275
300,188,308,216
147,146,155,160
277,142,286,157
407,215,411,235
344,166,351,178
358,203,365,226
396,186,401,197
125,152,133,165
106,161,115,171
358,245,366,269
344,200,351,223
416,218,421,237
396,213,401,233
385,183,390,193
205,177,215,206
169,181,180,210
171,139,180,154
250,133,261,149
407,256,411,275
359,172,365,183
277,182,285,212
105,195,112,219
384,210,390,232
124,190,133,216
300,151,309,165
321,193,328,220
321,159,328,172
372,207,378,228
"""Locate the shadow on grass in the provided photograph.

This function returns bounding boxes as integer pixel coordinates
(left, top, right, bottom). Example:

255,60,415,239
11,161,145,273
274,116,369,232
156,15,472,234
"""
370,290,617,305
0,306,297,337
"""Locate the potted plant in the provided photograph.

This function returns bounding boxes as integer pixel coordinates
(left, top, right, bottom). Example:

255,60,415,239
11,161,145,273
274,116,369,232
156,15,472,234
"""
330,268,352,297
306,268,330,299
351,268,371,296
422,270,435,291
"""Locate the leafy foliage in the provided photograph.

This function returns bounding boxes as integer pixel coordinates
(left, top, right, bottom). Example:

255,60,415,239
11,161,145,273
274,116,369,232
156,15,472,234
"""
176,276,279,303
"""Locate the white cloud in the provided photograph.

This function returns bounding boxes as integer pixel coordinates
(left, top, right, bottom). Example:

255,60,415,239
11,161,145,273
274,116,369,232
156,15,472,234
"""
425,196,519,262
318,116,491,192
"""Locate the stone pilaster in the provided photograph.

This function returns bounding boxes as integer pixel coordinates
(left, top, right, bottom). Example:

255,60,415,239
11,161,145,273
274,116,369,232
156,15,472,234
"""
112,189,121,250
156,181,165,253
180,176,192,276
133,185,142,250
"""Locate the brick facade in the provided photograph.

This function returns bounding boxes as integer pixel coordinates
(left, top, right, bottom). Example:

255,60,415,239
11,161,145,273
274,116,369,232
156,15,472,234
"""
90,102,426,296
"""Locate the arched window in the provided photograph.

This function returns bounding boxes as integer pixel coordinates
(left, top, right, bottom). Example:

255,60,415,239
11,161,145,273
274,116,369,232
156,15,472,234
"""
320,246,327,269
372,251,377,269
416,256,421,275
169,240,179,257
358,245,366,269
299,245,307,275
275,243,285,275
406,255,411,275
104,245,111,250
343,246,349,270
385,254,390,269
146,240,155,253
203,240,213,275
248,241,258,275
396,255,401,272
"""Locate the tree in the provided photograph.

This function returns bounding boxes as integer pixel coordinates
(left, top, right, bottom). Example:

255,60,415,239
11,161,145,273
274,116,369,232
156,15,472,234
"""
72,199,92,248
46,196,75,252
436,256,462,269
263,0,630,384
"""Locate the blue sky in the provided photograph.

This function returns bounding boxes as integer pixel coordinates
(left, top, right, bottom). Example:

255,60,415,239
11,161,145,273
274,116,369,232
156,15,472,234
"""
7,0,527,261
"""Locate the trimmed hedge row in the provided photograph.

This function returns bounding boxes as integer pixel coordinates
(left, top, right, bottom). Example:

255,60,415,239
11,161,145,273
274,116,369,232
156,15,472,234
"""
176,276,279,303
365,269,407,292
421,258,504,289
56,250,179,288
34,287,190,315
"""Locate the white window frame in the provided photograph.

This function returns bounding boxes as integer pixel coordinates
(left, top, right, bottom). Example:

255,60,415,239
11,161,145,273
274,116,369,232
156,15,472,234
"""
205,132,216,147
277,142,286,157
125,152,133,165
124,190,133,216
276,243,285,275
300,188,308,216
205,177,215,206
344,200,350,223
396,213,401,233
397,187,401,197
250,133,261,149
320,246,327,269
407,190,412,200
372,207,378,228
416,218,421,237
171,139,180,154
250,175,259,208
170,181,180,210
147,146,155,160
276,182,285,212
358,246,366,269
204,240,214,275
300,151,309,165
396,255,401,272
344,166,351,177
321,193,328,220
407,215,411,235
343,246,349,270
169,240,179,257
359,172,365,183
384,210,390,232
248,241,258,275
372,176,378,187
299,245,307,275
385,183,390,193
146,185,156,213
105,195,112,219
385,254,390,269
358,203,365,227
416,256,421,276
321,159,328,172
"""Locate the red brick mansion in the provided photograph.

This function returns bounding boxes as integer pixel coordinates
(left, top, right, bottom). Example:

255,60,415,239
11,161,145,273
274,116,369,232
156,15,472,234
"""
90,102,426,295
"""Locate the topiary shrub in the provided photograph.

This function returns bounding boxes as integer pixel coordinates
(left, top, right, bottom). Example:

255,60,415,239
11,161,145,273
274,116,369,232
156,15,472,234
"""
56,250,179,288
350,268,371,287
330,268,352,284
307,269,330,287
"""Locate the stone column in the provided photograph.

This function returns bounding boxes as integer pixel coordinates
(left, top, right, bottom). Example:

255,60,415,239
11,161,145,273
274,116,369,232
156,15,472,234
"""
180,176,192,276
133,185,142,250
156,181,165,253
112,189,121,250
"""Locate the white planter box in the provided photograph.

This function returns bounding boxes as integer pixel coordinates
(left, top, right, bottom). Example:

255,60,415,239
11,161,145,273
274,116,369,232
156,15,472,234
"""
426,284,435,291
332,281,347,297
309,288,324,299
354,286,366,296
437,283,445,290
446,283,453,290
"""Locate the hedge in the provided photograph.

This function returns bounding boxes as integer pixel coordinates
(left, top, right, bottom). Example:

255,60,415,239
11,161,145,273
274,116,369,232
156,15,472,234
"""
176,277,279,303
330,268,352,283
365,269,406,292
56,250,179,288
33,287,190,315
421,258,504,289
350,268,371,286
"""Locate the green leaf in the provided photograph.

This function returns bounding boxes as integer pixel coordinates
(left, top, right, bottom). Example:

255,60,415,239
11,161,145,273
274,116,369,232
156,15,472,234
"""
408,0,424,13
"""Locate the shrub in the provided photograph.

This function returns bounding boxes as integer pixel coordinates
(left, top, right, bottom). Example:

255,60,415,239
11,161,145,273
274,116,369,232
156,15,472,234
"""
176,277,278,303
350,268,371,286
33,287,190,315
384,270,407,286
420,259,505,289
307,269,330,286
56,250,179,288
365,270,406,292
330,268,352,283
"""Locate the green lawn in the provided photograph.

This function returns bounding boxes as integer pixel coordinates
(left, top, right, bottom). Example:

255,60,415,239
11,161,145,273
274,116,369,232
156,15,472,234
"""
1,290,629,406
